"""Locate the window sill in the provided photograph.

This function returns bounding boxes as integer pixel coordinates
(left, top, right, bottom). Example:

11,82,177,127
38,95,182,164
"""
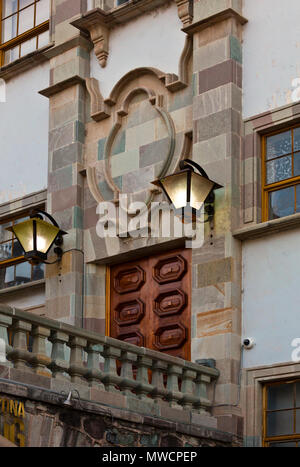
0,279,45,296
0,43,54,81
233,213,300,241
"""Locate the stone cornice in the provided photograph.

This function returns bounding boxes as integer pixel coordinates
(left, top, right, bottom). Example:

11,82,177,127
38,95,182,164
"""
182,8,247,35
233,213,300,241
0,43,54,81
39,75,86,98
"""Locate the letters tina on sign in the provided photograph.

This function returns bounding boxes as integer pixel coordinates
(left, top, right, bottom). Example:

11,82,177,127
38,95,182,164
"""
0,397,26,447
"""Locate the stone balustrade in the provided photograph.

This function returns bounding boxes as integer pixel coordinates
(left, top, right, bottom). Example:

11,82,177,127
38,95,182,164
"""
0,304,219,415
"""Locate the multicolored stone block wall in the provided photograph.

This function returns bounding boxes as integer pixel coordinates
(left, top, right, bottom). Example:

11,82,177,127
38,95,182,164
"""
45,0,90,327
190,0,244,435
42,0,246,438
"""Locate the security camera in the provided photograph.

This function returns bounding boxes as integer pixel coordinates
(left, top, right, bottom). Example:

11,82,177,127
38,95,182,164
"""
243,338,255,349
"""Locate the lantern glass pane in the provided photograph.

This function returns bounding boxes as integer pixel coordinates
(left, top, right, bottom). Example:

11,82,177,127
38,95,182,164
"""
161,172,188,209
11,219,35,253
35,219,60,253
190,172,215,210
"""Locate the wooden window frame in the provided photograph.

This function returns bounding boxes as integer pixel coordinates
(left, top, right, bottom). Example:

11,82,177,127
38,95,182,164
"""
262,123,300,222
0,0,50,67
263,380,300,447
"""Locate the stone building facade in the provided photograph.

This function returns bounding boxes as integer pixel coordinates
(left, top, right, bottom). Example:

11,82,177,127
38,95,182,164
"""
0,0,300,448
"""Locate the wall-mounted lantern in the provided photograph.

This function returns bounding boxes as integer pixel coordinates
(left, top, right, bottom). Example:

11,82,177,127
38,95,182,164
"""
6,210,66,265
151,159,222,220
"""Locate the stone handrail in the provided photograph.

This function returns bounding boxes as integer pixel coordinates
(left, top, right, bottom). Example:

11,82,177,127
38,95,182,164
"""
0,304,219,414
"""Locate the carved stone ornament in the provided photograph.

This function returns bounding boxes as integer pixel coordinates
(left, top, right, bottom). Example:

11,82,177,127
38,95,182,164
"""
71,0,193,69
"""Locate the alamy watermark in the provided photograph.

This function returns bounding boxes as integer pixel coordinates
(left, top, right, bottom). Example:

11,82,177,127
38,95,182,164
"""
95,195,207,249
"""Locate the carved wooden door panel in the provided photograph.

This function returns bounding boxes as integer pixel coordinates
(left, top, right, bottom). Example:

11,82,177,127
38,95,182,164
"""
110,249,191,360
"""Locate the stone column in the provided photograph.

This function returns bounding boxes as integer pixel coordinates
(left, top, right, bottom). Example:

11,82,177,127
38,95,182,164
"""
41,0,91,326
188,0,246,437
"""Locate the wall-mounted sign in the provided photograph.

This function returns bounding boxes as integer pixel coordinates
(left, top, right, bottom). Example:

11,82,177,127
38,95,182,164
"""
0,397,26,447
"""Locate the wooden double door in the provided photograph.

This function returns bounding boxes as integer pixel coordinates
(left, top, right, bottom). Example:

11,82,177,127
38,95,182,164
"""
110,249,191,360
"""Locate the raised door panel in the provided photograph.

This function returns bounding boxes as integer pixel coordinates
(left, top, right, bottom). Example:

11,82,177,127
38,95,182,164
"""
110,248,191,361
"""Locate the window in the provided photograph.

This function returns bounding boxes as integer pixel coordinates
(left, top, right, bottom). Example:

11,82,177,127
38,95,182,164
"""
262,125,300,221
0,213,44,289
0,0,50,66
263,381,300,447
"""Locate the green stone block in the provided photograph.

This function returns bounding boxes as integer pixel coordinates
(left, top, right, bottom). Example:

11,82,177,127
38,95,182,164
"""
73,206,83,229
230,36,242,64
75,121,85,144
77,47,89,61
112,131,126,155
99,180,114,201
98,138,106,160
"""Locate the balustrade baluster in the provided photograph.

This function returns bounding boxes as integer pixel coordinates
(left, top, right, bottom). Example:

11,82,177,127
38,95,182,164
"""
9,320,32,370
194,371,212,414
68,336,88,384
102,345,121,392
166,364,183,409
49,331,70,380
151,359,168,403
119,351,137,396
31,326,51,377
181,368,198,410
86,343,104,389
136,355,153,400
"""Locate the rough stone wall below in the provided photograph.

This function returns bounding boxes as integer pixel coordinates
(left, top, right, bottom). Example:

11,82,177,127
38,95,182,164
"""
0,380,240,447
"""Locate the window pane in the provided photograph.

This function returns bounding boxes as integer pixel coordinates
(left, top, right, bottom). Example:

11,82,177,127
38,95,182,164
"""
0,241,12,261
20,36,36,57
267,410,294,437
269,442,297,447
36,0,50,25
295,409,300,433
37,30,49,48
293,152,300,177
15,262,31,285
3,45,19,65
266,156,292,184
32,263,45,281
1,15,18,42
296,185,300,213
19,0,35,9
4,266,15,287
12,240,24,258
294,127,300,152
269,187,295,220
267,131,292,160
18,4,35,34
0,223,12,243
268,383,294,410
2,0,18,18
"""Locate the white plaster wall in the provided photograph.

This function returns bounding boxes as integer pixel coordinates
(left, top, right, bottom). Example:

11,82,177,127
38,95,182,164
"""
243,0,300,118
242,229,300,368
0,63,49,204
90,2,185,98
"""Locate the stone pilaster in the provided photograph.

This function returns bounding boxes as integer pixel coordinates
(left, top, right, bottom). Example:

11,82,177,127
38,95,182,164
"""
42,1,90,326
189,0,246,437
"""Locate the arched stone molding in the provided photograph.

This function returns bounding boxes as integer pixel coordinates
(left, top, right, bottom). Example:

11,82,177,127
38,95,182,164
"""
86,86,176,206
